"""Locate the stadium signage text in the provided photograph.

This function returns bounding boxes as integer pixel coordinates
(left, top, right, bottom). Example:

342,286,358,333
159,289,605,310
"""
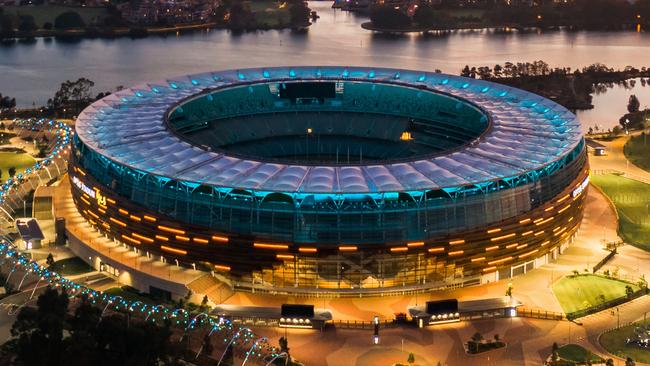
72,176,106,206
73,176,95,198
572,176,589,198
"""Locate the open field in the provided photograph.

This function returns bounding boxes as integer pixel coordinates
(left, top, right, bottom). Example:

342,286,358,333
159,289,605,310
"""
600,319,650,363
625,133,650,172
552,274,639,314
591,173,650,251
0,152,36,182
2,5,109,28
49,256,94,276
104,286,165,305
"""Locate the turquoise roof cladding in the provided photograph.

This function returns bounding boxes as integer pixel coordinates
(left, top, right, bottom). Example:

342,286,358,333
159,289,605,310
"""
75,66,583,195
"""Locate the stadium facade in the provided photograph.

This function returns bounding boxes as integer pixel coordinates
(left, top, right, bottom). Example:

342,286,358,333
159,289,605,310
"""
69,67,588,294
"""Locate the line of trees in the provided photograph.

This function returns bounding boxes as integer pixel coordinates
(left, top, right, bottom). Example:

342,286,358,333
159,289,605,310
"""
0,9,88,39
0,287,183,366
1,77,114,119
459,61,650,111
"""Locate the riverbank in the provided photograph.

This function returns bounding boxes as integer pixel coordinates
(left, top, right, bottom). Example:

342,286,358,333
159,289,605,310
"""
467,64,650,112
0,20,313,42
1,22,218,41
361,20,565,33
0,2,312,42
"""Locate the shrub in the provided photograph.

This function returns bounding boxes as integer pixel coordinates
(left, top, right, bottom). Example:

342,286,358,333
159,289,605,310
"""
54,11,85,30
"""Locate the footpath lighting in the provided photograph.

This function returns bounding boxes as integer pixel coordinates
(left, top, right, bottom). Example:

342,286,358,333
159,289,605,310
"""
373,315,380,344
0,119,72,208
0,120,278,362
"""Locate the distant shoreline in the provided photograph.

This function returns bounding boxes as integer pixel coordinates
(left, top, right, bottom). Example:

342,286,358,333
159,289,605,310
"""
0,21,312,41
361,21,643,34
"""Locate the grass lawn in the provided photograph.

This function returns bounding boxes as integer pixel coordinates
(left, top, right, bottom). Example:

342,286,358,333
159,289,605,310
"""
600,319,650,363
49,257,94,276
625,134,650,172
552,274,639,314
2,5,108,28
104,286,161,305
0,132,17,145
0,152,36,182
557,344,604,364
591,173,650,251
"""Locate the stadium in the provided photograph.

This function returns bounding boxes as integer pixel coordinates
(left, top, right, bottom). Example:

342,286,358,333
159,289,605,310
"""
69,66,588,295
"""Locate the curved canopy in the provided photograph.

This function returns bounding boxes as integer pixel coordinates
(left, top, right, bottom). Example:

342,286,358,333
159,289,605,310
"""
75,66,583,195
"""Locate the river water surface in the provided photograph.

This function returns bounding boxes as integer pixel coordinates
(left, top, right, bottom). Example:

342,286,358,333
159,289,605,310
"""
1,1,650,128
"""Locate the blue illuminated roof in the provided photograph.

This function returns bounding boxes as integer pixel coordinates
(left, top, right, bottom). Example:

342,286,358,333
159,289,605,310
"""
75,67,583,195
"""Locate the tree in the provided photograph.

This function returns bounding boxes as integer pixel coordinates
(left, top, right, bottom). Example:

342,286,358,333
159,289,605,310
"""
628,94,641,113
626,356,636,366
469,332,483,353
505,283,513,297
625,285,635,298
227,2,254,30
8,167,16,178
47,78,95,115
18,15,37,33
413,4,438,28
550,343,561,362
493,64,503,78
606,358,615,366
288,0,310,28
200,294,210,313
54,11,85,30
407,352,415,365
0,13,15,38
471,332,483,342
461,65,472,78
10,286,69,366
0,93,16,109
369,5,411,29
279,336,291,361
46,253,55,266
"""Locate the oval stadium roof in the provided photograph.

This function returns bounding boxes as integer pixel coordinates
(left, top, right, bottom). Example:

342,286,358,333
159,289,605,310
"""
75,66,583,195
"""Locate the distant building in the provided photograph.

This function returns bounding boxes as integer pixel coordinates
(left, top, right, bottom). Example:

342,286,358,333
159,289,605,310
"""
119,0,217,25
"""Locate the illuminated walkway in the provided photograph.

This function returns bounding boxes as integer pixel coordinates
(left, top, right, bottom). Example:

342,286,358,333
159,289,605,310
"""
53,176,205,297
590,132,650,182
223,186,621,319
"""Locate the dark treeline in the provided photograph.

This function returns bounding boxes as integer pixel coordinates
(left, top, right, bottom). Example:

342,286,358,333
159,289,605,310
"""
484,0,650,30
0,287,183,366
369,0,650,31
0,94,16,110
460,61,650,113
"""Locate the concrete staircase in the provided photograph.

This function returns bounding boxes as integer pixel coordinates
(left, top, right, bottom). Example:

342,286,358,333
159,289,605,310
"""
187,274,234,305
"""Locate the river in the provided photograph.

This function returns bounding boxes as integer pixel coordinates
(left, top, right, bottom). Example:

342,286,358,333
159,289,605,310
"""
1,1,650,128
